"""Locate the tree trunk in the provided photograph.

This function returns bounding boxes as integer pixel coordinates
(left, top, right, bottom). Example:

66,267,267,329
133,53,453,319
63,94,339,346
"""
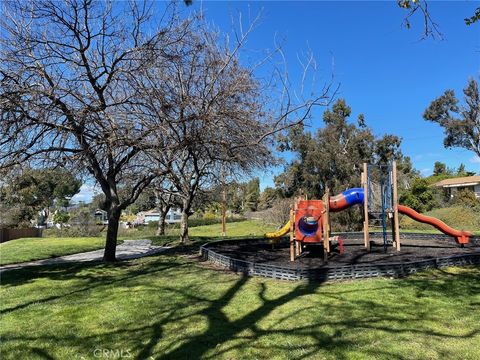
156,205,170,236
103,208,120,262
180,199,190,243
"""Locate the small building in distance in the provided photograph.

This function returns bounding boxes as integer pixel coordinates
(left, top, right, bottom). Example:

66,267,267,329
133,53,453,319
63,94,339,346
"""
432,175,480,199
94,209,108,224
137,208,182,225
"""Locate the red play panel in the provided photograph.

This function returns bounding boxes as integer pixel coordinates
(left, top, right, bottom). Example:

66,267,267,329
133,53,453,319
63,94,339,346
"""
295,200,324,243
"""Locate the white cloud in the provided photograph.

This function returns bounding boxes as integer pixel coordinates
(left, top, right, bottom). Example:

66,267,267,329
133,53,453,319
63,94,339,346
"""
420,168,432,176
71,184,100,204
469,155,480,164
413,152,440,161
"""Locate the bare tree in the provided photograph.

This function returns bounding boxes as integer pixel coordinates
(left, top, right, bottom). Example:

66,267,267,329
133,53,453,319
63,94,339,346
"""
0,0,186,261
153,180,180,236
137,15,334,242
263,198,292,228
397,0,443,39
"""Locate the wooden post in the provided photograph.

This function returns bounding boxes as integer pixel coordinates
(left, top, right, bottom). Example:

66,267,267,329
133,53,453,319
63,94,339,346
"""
323,188,330,261
392,161,401,251
363,163,370,251
293,198,299,257
221,188,226,237
290,204,295,262
221,165,226,237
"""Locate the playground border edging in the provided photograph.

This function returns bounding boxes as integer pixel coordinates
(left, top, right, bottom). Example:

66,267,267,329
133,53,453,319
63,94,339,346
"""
200,233,480,282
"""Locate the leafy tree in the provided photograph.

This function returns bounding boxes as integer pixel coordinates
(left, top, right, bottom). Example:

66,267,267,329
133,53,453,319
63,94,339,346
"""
275,99,406,199
53,211,70,227
244,178,260,211
454,163,476,177
0,168,81,226
423,78,480,158
433,161,447,176
275,99,412,230
258,187,281,210
399,177,437,213
228,182,247,214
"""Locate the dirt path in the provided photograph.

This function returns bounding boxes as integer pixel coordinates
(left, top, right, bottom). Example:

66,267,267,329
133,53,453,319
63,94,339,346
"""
0,239,170,273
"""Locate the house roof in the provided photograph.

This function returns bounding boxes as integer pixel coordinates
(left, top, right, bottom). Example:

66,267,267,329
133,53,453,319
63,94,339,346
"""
433,176,480,188
141,208,181,216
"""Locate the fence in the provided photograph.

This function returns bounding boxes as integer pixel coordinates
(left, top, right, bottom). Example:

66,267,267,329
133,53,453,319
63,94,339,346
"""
0,228,43,243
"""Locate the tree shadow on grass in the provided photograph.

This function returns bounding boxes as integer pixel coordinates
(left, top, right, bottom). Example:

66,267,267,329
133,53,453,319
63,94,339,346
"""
1,251,479,359
89,274,334,360
151,268,480,359
29,347,55,360
0,258,187,315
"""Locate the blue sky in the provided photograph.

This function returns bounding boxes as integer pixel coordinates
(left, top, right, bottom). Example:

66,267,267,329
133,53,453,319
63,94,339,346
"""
185,0,480,189
73,1,480,202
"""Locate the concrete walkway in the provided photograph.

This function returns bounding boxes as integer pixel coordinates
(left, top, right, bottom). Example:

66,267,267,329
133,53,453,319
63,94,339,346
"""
0,239,170,273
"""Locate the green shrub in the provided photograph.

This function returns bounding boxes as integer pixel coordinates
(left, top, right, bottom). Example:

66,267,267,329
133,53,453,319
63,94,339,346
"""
147,221,158,229
140,216,246,231
43,225,104,238
53,211,70,225
399,177,438,213
202,212,217,221
452,189,480,209
188,217,246,227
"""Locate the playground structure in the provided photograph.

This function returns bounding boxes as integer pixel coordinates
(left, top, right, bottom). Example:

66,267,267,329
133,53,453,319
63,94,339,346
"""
265,161,473,262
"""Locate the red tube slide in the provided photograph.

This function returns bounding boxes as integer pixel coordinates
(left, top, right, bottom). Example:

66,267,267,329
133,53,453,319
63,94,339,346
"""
397,205,472,245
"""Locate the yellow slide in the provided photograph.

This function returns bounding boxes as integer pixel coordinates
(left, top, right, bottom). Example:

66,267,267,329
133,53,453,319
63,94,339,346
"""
265,221,291,238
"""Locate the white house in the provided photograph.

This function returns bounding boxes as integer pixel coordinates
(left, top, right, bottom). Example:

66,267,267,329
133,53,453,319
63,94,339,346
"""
94,209,108,224
433,175,480,199
138,208,182,224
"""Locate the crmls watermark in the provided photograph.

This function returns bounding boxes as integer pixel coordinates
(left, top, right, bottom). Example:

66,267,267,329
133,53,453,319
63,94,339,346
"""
93,348,132,358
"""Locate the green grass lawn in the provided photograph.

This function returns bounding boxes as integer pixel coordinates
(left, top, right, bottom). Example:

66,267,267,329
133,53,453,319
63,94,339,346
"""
1,219,479,358
0,220,275,266
0,237,106,266
118,218,276,240
189,219,275,237
1,216,477,267
1,253,479,359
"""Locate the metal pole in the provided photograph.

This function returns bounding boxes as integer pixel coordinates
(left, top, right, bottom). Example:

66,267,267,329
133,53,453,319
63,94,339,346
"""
363,163,370,251
392,161,401,251
290,204,295,262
